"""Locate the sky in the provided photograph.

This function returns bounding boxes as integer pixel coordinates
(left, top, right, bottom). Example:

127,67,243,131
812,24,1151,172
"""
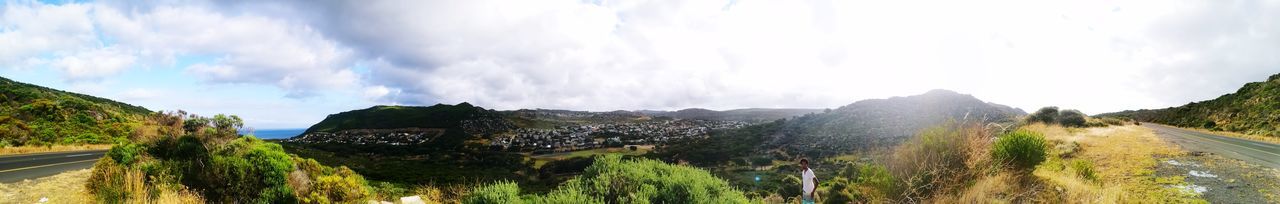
1,0,1278,129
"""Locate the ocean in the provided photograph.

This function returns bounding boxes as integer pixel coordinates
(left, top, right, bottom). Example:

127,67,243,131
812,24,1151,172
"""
245,129,306,139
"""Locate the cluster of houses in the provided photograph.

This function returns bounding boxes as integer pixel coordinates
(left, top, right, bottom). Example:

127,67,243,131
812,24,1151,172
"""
287,117,750,154
490,120,749,153
287,128,446,145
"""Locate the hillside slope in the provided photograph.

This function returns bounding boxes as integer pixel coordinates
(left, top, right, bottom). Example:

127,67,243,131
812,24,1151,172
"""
659,89,1026,160
0,76,151,146
302,103,514,135
1099,73,1280,137
776,89,1025,156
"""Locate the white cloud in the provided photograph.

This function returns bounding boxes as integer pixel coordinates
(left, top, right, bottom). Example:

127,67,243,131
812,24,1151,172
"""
50,47,136,81
91,4,359,96
284,0,1280,113
0,2,97,69
1,1,360,97
5,0,1280,118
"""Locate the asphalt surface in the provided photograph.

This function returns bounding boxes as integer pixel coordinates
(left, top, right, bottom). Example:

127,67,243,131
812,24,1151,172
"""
1145,124,1280,169
0,150,106,183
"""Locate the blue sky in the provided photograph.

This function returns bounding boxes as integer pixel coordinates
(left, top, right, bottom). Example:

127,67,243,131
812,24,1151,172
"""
3,0,1279,129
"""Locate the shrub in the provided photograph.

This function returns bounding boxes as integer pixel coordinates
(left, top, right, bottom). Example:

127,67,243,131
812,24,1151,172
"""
855,163,896,196
888,121,992,200
1068,159,1098,181
107,142,146,166
991,130,1047,171
305,167,371,203
570,155,748,203
85,157,148,203
463,181,525,204
1057,110,1087,127
204,137,297,203
465,155,748,203
1027,107,1059,124
1098,117,1127,126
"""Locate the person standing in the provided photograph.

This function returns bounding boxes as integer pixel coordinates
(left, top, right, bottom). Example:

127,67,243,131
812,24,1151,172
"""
801,158,818,204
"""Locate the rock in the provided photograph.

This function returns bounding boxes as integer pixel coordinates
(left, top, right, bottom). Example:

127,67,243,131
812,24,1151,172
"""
400,196,427,204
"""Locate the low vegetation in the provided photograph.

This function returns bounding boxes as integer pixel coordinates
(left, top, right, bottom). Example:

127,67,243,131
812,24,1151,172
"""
86,111,373,203
991,130,1047,171
461,155,750,203
0,76,150,148
1023,123,1205,203
1100,73,1280,138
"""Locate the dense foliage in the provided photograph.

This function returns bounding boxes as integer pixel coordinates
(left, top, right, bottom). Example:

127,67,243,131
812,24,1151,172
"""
991,130,1047,171
87,111,372,203
1099,73,1280,137
463,155,749,203
1025,106,1090,127
0,76,151,147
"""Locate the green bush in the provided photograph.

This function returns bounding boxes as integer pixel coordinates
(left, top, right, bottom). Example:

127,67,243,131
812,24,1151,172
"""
463,155,747,203
304,166,372,203
991,130,1047,171
464,181,525,204
107,142,146,166
1057,109,1087,127
1027,107,1059,124
205,137,297,203
855,164,896,196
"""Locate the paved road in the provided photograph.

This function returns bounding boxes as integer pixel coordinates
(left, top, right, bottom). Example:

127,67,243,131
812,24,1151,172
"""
1145,124,1280,169
0,150,106,183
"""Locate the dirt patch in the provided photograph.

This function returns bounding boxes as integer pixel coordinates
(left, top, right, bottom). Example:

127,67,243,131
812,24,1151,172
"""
1157,151,1280,203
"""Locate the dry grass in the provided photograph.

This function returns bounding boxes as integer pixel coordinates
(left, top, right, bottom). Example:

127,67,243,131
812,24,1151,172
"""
1023,123,1203,203
0,169,93,203
936,172,1018,203
887,122,996,201
0,144,112,156
402,183,472,204
153,187,205,204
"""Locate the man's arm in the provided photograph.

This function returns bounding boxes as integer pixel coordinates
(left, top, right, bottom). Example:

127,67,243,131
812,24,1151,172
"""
811,177,820,198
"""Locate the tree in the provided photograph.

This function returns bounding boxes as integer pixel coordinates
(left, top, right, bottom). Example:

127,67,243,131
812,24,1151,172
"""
212,114,243,137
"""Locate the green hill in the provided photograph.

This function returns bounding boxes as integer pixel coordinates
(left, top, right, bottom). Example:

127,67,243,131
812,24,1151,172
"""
658,89,1026,162
775,89,1025,156
301,102,511,134
0,76,151,146
1099,73,1280,137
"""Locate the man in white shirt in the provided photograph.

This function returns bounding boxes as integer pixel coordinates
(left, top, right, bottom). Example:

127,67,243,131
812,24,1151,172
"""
801,158,818,204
